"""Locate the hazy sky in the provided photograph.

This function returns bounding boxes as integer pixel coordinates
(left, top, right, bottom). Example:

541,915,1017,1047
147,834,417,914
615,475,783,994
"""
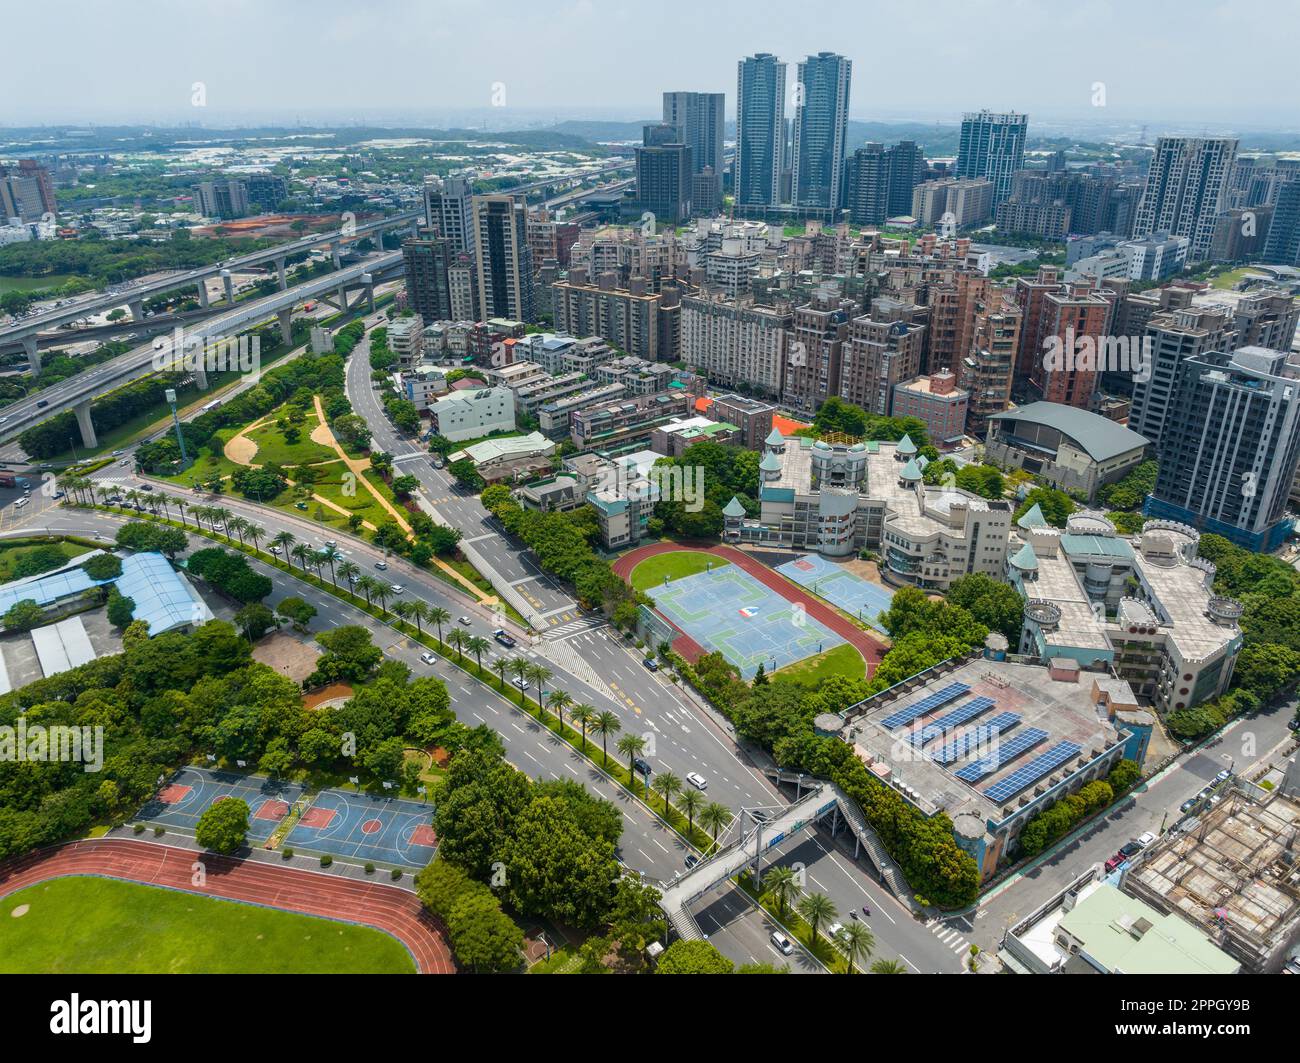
4,0,1297,129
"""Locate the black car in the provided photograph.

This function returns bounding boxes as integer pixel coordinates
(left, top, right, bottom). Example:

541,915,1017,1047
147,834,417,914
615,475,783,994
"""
632,757,653,778
1118,841,1142,858
684,854,700,869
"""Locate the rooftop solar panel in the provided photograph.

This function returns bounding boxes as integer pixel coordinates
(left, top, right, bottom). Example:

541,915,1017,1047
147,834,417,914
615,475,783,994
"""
880,682,971,731
910,696,997,747
954,728,1049,782
930,712,1021,765
983,741,1083,803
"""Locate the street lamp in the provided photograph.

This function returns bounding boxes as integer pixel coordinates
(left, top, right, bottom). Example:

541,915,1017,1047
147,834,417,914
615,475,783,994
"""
165,388,189,468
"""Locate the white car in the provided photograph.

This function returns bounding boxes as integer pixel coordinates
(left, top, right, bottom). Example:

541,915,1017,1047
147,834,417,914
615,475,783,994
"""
512,676,529,691
770,931,794,956
685,772,708,791
457,616,472,626
1135,831,1156,849
390,584,404,594
14,497,29,508
419,652,437,665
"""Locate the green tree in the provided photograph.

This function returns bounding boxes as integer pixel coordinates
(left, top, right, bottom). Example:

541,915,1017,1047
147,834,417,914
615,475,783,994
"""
656,939,734,974
194,796,249,854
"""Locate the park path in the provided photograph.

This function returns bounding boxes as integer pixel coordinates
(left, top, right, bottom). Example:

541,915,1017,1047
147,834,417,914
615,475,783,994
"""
613,541,888,673
0,837,454,974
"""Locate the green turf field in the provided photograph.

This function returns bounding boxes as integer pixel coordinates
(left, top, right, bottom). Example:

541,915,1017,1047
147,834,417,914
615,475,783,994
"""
0,877,415,974
629,550,729,592
774,642,866,686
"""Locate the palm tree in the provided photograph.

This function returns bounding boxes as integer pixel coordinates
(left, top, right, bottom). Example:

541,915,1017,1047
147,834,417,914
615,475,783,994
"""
214,506,234,534
245,523,266,553
175,498,189,526
290,542,311,572
507,657,530,700
372,581,391,614
869,959,907,975
493,655,510,691
447,627,468,662
797,893,837,947
570,703,595,752
271,530,294,560
764,866,800,920
227,516,248,546
426,606,450,645
392,600,413,629
354,573,379,607
337,560,359,590
617,733,646,784
699,802,733,848
678,788,703,835
592,711,621,766
407,599,428,635
526,663,552,710
651,770,681,813
465,634,489,675
547,690,572,730
838,922,875,974
155,494,174,520
320,545,341,586
308,549,329,579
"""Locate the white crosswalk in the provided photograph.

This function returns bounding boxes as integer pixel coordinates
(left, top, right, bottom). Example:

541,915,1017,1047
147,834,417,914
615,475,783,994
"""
543,615,608,641
927,918,974,960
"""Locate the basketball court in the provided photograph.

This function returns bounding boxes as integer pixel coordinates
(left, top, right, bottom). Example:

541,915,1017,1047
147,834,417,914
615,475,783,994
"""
648,564,843,679
775,553,895,634
284,789,438,868
139,767,305,841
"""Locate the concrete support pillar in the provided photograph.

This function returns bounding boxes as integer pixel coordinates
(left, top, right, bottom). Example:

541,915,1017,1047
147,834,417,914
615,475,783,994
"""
337,284,348,312
275,256,287,290
128,298,145,322
277,307,294,345
220,269,234,304
196,278,210,308
362,273,375,313
22,334,41,376
331,241,342,270
192,352,208,390
74,399,97,449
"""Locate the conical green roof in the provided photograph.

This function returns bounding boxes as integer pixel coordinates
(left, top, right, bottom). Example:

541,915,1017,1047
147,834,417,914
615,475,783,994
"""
900,458,923,481
722,495,746,518
1017,502,1047,529
896,433,917,455
764,427,785,446
759,452,782,472
1010,541,1039,570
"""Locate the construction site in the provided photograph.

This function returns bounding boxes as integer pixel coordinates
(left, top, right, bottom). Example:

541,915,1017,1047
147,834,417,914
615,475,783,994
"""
1122,760,1300,973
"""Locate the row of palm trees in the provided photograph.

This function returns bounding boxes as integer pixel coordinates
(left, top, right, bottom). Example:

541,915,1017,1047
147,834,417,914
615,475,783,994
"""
760,868,903,973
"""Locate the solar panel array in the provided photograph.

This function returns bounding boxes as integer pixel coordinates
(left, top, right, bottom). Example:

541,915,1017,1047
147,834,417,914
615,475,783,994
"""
983,741,1083,803
955,728,1049,782
880,682,971,730
930,713,1022,765
910,696,997,747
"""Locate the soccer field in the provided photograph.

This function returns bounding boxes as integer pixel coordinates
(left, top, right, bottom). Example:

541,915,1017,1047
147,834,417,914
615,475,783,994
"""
0,877,416,974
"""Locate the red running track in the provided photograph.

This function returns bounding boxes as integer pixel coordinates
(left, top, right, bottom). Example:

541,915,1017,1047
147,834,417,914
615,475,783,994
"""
615,541,888,673
0,838,455,974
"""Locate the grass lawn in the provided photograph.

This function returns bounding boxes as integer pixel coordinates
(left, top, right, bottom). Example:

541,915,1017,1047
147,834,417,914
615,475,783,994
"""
244,410,336,466
628,550,729,592
774,642,865,686
0,538,90,581
161,430,244,488
0,877,414,974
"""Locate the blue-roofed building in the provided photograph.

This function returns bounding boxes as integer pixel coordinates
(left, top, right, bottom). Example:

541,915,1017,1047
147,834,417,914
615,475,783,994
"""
0,550,212,637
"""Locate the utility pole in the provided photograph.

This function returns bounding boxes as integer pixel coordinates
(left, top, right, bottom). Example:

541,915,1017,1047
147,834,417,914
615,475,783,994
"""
166,388,188,467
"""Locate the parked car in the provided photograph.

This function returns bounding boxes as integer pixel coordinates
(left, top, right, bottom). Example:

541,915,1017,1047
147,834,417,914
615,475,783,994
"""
1214,768,1232,783
1180,797,1199,813
684,854,699,870
1136,831,1156,848
1104,852,1127,873
642,657,659,671
1118,841,1142,858
685,771,708,791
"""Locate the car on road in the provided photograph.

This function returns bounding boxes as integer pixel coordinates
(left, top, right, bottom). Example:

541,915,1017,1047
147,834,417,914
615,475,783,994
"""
112,450,123,457
374,560,388,570
1136,831,1156,848
36,399,48,408
642,657,659,671
683,854,699,869
632,757,653,778
770,931,794,956
390,584,403,594
685,771,708,791
138,484,152,492
827,921,845,940
511,676,529,691
118,460,129,467
492,629,516,648
419,652,437,666
457,616,471,626
14,497,29,508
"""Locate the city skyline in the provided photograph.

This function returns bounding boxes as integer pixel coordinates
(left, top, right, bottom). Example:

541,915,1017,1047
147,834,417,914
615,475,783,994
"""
3,0,1299,128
